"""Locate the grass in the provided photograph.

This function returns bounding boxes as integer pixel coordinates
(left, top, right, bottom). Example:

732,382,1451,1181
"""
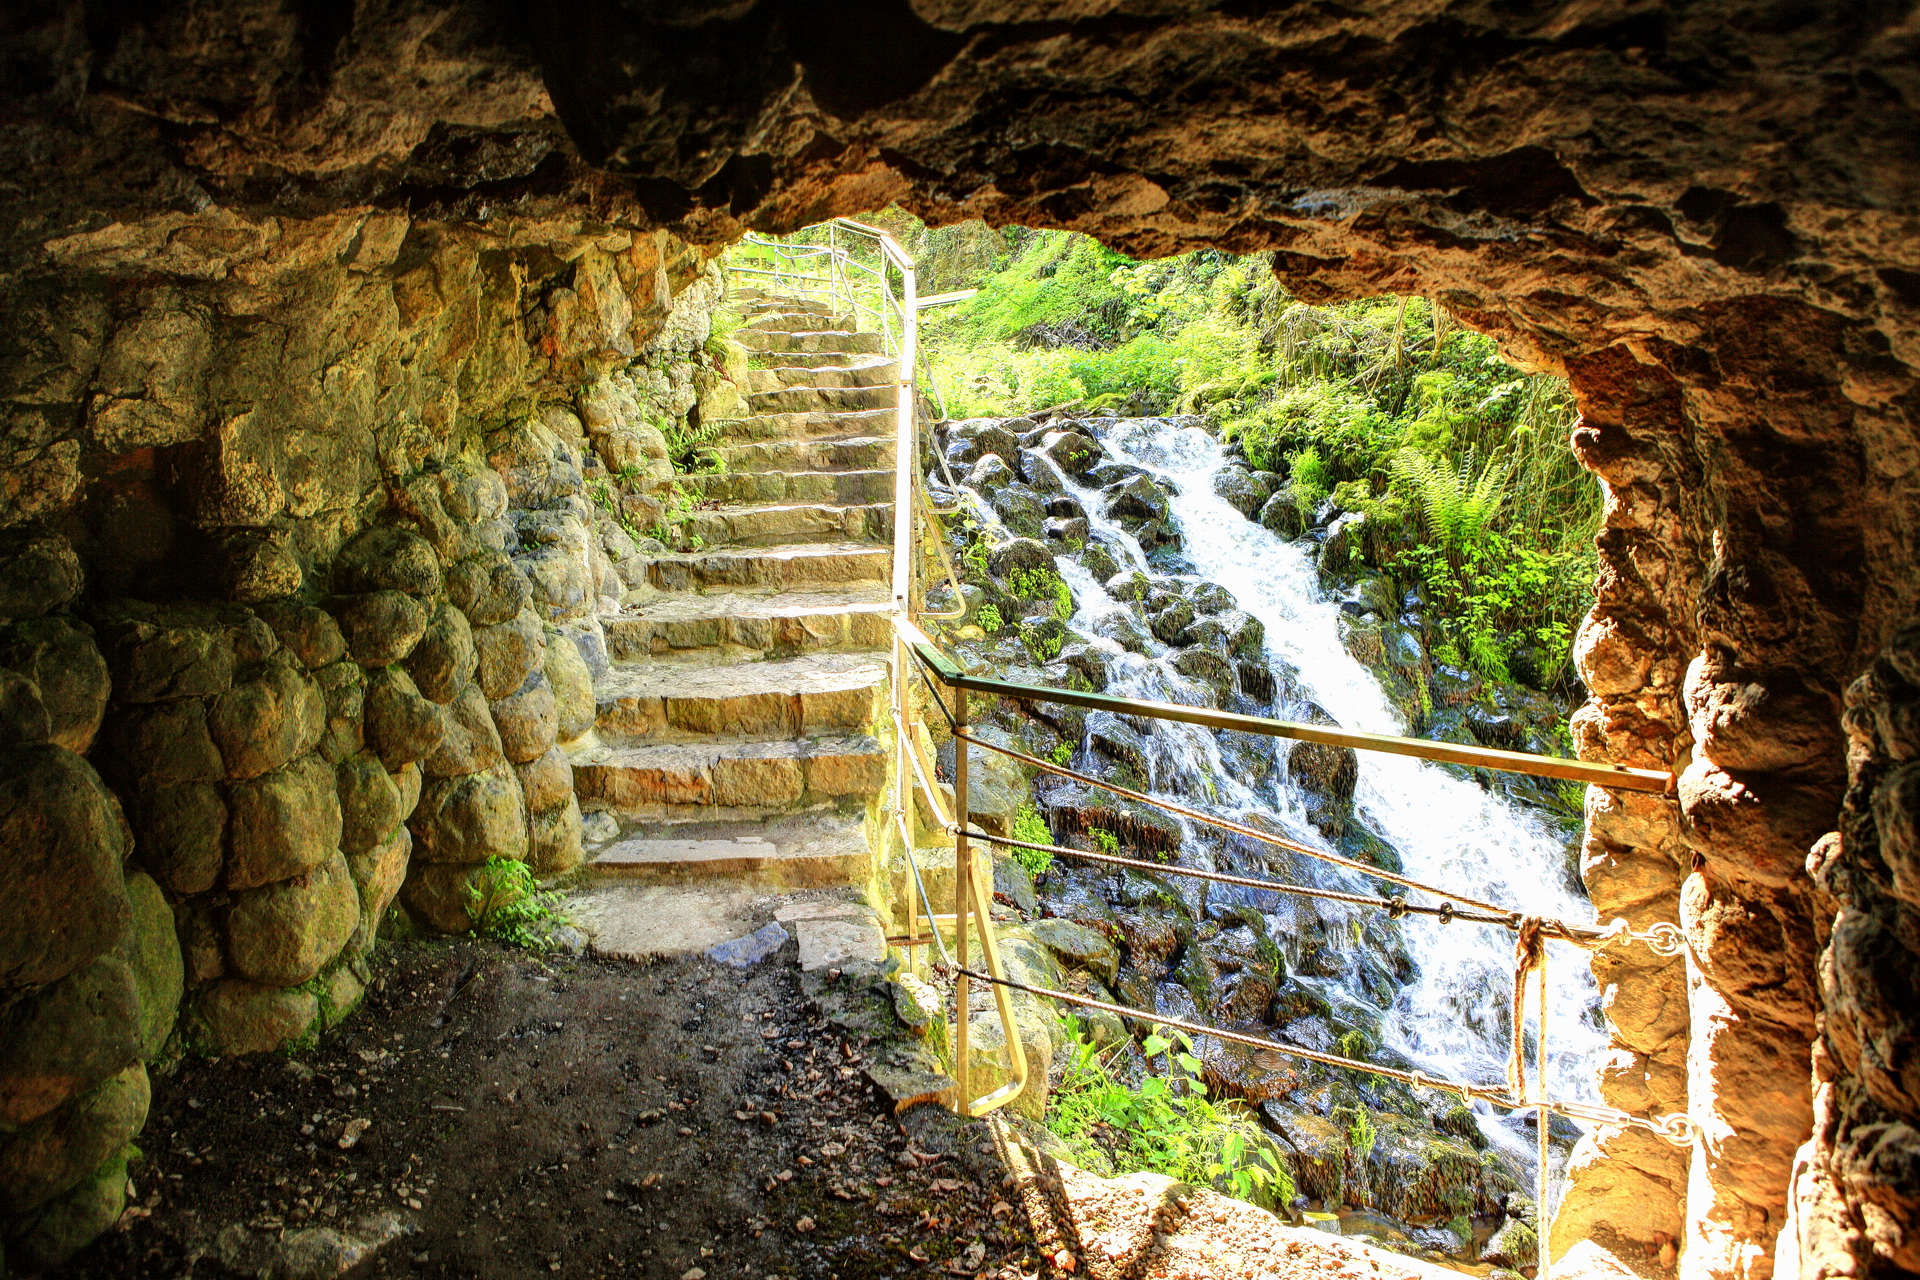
1046,1016,1296,1210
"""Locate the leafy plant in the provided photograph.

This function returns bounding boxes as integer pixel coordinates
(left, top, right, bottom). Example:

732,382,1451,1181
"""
975,603,1004,635
1019,618,1064,663
465,856,573,952
1008,804,1055,876
1047,1016,1296,1209
1049,743,1074,766
1053,577,1075,621
1089,827,1120,856
1333,1103,1379,1159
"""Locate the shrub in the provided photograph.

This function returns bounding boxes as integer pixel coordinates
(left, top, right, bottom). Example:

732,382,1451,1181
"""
465,856,574,952
975,603,1004,635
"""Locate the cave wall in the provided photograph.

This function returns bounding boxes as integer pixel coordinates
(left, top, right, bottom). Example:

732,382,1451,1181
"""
1,1,1916,1276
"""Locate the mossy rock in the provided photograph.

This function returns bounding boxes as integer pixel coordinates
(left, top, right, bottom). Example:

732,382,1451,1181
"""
2,1141,134,1270
0,1064,147,1218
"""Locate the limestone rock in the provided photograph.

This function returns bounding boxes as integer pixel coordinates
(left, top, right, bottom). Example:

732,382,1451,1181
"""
225,752,344,890
515,745,574,812
472,607,546,700
96,606,235,702
195,978,319,1056
116,871,183,1061
134,780,225,894
1212,465,1272,517
422,681,505,778
313,658,365,762
944,420,1019,470
363,665,447,770
491,671,558,764
334,525,442,598
0,954,140,1126
516,545,594,622
0,616,111,753
207,659,326,779
226,850,359,988
335,752,404,855
109,699,223,784
1028,918,1121,983
0,668,50,745
221,534,302,603
3,1141,134,1271
254,601,348,671
392,760,422,819
404,603,476,703
0,1063,147,1218
400,862,486,935
409,761,528,864
346,826,411,956
0,532,83,619
319,965,365,1029
527,796,584,876
544,627,596,742
334,590,429,667
0,745,132,992
445,549,532,627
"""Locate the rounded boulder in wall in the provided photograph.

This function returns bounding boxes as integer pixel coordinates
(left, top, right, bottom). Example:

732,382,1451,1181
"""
333,525,443,598
527,795,584,877
0,745,133,993
422,681,505,779
0,953,141,1127
0,1062,148,1220
346,825,411,957
0,616,111,753
115,870,183,1062
206,659,325,780
252,601,348,672
491,671,558,765
3,1140,137,1271
400,861,488,935
404,603,476,704
471,607,546,701
444,549,532,627
334,590,429,668
194,977,319,1057
225,752,344,891
409,761,529,864
224,850,360,989
514,745,573,812
544,627,596,743
363,665,447,770
335,751,404,855
134,780,226,895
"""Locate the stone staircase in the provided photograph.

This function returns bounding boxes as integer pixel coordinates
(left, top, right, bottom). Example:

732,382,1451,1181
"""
567,288,900,914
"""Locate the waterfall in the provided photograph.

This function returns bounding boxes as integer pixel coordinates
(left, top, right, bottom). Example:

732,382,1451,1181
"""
1033,417,1605,1182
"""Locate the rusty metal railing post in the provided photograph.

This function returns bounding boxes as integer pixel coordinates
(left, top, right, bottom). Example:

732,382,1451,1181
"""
952,684,971,1113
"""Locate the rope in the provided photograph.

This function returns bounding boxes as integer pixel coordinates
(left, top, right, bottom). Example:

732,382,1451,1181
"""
1509,916,1547,1100
959,826,1517,928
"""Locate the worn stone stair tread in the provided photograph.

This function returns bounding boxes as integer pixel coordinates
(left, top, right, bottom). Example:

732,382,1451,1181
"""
584,813,873,886
710,435,895,475
681,500,892,549
712,407,896,441
675,467,894,506
598,649,886,701
604,587,892,659
571,733,886,811
646,541,891,590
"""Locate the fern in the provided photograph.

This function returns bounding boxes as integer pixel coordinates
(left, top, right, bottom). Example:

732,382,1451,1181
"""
1390,446,1510,565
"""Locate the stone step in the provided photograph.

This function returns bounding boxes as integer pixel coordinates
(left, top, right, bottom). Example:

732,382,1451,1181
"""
645,540,890,591
676,467,894,506
710,435,894,474
746,383,896,415
604,587,892,660
571,734,886,815
682,500,892,549
591,650,887,744
742,310,858,334
735,329,884,356
713,407,895,442
581,814,875,889
753,351,894,371
745,358,897,392
736,296,837,318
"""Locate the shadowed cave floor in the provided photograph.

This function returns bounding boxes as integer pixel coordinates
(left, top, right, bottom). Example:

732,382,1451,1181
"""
58,939,1045,1280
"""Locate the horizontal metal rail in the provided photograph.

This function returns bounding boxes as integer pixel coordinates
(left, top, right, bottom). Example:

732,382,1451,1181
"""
903,638,1673,795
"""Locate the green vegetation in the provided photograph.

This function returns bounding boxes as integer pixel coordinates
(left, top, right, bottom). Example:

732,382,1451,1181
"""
975,602,1004,636
1089,827,1120,856
1334,1103,1380,1159
1008,803,1056,876
1047,1017,1296,1210
465,856,574,952
1048,743,1074,767
886,212,1599,691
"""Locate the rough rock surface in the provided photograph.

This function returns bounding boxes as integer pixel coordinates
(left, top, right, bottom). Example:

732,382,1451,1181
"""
0,3,1915,1275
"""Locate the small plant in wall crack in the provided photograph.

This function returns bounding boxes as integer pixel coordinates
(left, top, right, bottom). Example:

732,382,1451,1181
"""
466,856,575,952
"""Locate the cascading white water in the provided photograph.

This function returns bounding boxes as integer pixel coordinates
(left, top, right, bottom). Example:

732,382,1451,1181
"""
1039,418,1605,1183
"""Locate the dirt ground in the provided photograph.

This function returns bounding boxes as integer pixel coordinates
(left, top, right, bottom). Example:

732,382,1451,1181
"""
60,938,1048,1280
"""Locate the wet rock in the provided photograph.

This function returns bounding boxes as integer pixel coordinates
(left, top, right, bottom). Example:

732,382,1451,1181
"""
986,537,1054,585
993,855,1040,913
1044,515,1090,545
208,659,326,780
445,549,533,627
944,420,1021,470
404,603,477,704
1319,512,1368,579
0,1063,147,1219
1028,918,1120,982
333,526,442,598
1218,610,1266,659
335,590,429,667
1171,648,1234,702
226,753,344,890
1087,462,1147,488
1086,711,1150,778
990,483,1047,540
1039,430,1102,476
1189,582,1237,615
1016,450,1064,493
0,617,110,753
967,453,1015,495
1104,474,1168,522
1080,541,1121,582
0,745,132,992
1054,642,1110,692
1106,569,1151,602
1212,465,1272,517
0,954,140,1126
1019,614,1068,664
1259,490,1307,538
226,850,359,988
1147,596,1196,644
363,665,447,770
